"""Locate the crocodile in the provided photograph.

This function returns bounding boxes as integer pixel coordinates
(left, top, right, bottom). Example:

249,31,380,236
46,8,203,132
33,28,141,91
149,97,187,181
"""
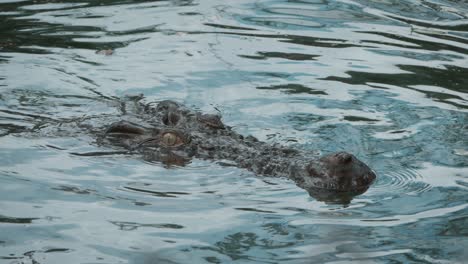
98,100,376,202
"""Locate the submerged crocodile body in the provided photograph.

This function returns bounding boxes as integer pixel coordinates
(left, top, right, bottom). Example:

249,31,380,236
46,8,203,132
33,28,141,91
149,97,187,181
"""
100,100,376,202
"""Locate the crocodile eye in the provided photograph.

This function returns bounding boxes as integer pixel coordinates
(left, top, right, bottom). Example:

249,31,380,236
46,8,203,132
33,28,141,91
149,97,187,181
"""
161,132,185,147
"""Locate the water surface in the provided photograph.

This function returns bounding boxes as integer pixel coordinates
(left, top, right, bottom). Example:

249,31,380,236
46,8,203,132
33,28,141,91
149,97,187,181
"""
1,0,467,263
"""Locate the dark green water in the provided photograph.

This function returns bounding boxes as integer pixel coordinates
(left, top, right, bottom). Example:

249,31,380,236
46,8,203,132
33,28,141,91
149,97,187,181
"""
1,0,467,263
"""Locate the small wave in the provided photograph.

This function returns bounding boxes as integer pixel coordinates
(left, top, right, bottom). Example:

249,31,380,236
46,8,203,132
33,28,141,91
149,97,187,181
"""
291,203,468,227
370,165,432,196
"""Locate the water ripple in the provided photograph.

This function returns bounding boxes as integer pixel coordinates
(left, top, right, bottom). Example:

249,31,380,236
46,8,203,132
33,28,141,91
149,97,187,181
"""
372,166,432,195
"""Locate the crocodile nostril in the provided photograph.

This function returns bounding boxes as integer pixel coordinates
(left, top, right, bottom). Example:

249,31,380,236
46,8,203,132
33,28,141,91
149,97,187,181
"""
336,152,353,164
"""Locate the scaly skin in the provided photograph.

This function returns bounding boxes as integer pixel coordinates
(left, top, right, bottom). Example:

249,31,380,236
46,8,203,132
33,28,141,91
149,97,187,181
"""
103,100,376,202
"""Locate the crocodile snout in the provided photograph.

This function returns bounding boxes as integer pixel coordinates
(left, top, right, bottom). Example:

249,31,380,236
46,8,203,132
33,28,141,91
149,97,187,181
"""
306,152,376,192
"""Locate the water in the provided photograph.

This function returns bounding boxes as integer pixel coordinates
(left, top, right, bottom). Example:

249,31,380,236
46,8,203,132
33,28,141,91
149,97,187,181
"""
0,0,467,263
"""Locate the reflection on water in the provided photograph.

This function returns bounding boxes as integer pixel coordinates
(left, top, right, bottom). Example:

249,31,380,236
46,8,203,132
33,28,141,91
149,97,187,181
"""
1,0,467,263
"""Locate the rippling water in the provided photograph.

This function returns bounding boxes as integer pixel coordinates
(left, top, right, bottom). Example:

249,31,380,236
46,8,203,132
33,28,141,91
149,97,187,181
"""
1,0,467,263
